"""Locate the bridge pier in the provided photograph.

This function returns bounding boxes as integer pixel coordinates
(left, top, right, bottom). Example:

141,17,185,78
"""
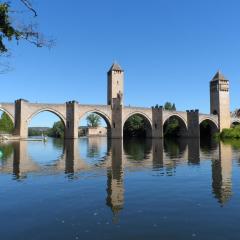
65,101,79,139
187,110,200,138
152,106,164,138
14,99,29,139
111,97,123,138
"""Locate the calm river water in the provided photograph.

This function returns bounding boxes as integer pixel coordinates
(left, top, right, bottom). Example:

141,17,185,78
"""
0,137,239,240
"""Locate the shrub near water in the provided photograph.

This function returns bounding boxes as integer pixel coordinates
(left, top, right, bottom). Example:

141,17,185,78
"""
219,126,240,139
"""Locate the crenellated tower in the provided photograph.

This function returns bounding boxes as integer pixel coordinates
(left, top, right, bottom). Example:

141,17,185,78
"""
210,71,231,131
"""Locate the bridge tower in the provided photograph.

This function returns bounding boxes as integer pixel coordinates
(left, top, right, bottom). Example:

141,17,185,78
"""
108,63,124,138
107,63,124,106
210,71,231,131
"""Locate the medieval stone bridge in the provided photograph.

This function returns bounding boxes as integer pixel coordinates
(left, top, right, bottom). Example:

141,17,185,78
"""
0,100,232,139
0,64,237,139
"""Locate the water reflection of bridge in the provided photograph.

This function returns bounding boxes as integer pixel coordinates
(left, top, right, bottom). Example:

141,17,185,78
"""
0,138,236,212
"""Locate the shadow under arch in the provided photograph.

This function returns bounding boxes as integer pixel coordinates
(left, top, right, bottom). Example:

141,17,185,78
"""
163,115,188,137
200,119,218,148
79,110,112,138
200,119,218,137
123,113,152,138
27,109,66,137
231,121,240,128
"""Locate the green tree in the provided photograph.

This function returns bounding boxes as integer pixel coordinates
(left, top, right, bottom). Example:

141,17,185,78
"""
0,112,14,133
0,1,53,72
86,113,101,127
164,117,180,137
28,128,42,136
123,115,148,138
172,103,176,111
218,126,240,139
28,127,49,136
0,144,13,160
48,121,65,138
164,102,176,111
162,102,179,137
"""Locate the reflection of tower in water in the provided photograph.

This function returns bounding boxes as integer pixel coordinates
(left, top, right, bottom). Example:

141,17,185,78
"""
106,139,124,222
212,142,232,205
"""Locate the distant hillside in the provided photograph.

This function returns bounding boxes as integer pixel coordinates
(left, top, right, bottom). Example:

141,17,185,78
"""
29,127,50,132
28,127,50,136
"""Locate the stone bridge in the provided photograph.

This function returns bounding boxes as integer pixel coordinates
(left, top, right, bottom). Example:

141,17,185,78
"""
0,64,236,139
0,99,226,139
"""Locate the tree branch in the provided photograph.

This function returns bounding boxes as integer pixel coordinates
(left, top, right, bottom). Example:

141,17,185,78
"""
20,0,37,17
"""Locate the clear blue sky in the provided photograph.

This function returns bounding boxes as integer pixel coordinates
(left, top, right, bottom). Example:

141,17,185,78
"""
2,0,240,127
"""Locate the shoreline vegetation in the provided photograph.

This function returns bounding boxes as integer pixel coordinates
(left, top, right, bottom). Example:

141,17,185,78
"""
216,125,240,139
28,121,65,138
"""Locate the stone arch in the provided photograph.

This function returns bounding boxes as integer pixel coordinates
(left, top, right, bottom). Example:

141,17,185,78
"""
199,118,219,138
231,119,240,128
79,109,111,127
123,112,152,138
123,111,153,128
200,118,218,129
0,107,14,123
79,109,112,137
163,114,188,137
163,113,188,128
27,108,66,126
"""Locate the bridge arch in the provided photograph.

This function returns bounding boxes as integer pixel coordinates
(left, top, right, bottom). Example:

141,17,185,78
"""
79,109,112,128
79,109,112,138
163,113,188,128
123,111,152,128
0,107,14,123
27,108,67,138
0,107,15,134
231,119,240,127
27,108,67,126
123,112,152,138
199,116,218,129
163,114,188,137
199,118,218,138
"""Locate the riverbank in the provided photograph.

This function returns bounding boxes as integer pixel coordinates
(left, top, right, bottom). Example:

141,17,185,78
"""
0,135,47,142
217,126,240,139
